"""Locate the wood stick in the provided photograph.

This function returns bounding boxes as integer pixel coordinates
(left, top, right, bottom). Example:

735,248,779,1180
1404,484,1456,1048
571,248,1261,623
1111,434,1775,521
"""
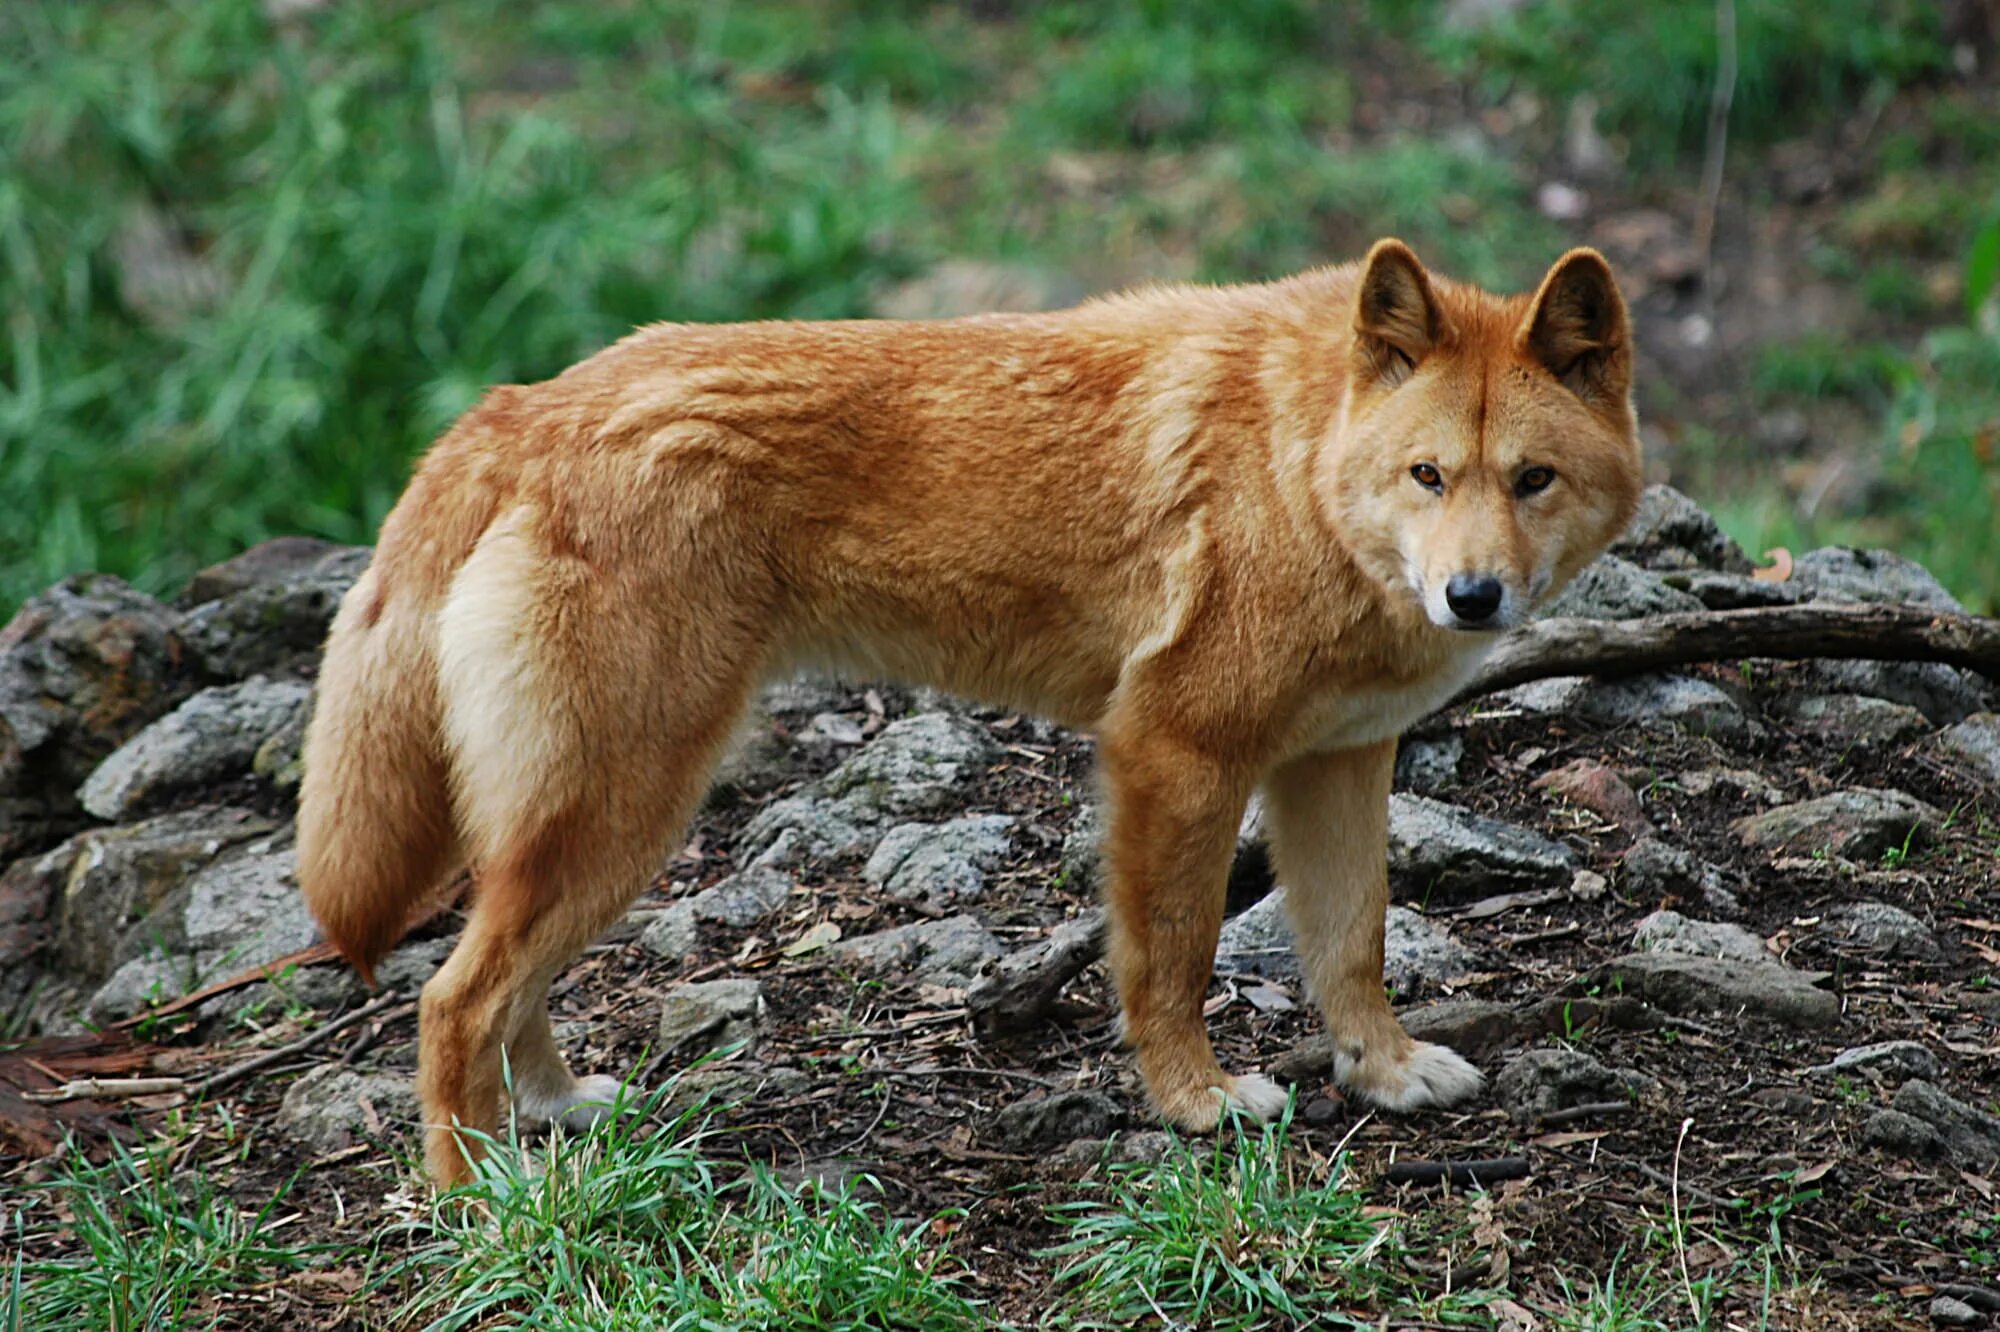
1458,603,2000,703
967,912,1107,1037
197,991,408,1097
1381,1156,1531,1189
1536,1100,1632,1128
23,1076,187,1104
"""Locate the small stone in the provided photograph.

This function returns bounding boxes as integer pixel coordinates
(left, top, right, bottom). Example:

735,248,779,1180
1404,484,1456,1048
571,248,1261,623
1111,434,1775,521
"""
1929,1295,1981,1327
1794,547,1963,612
1595,953,1839,1028
1569,869,1609,901
863,814,1015,907
657,978,763,1058
1878,1080,2000,1165
636,904,698,959
1532,759,1651,834
1394,735,1463,794
1055,1129,1175,1167
1495,1047,1651,1122
1676,767,1787,804
1779,694,1930,747
80,677,312,820
1058,803,1102,893
1633,910,1770,966
990,1090,1121,1148
1731,788,1939,861
1822,902,1941,962
1400,1000,1525,1060
1388,795,1575,902
1541,554,1704,621
798,712,865,748
277,1065,418,1153
178,542,371,680
687,866,793,928
182,836,319,970
1572,674,1752,741
85,954,196,1025
1803,659,1993,727
1937,713,2000,789
1302,1096,1343,1126
826,914,1003,988
1807,1041,1941,1085
1215,891,1475,990
1610,485,1751,573
1862,1108,1943,1157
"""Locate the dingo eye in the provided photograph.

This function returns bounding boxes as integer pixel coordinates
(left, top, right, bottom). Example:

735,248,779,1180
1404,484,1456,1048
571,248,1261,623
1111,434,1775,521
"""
1410,463,1443,492
1516,466,1556,496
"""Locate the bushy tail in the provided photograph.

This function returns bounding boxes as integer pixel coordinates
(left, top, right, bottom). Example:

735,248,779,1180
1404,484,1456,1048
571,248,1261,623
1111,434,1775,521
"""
297,570,461,986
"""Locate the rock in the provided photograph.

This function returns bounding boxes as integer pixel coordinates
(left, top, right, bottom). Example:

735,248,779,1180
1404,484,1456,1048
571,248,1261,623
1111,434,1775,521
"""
1569,868,1610,902
871,260,1085,321
251,701,309,790
1610,485,1750,573
1869,1080,2000,1166
1730,788,1939,861
276,1065,418,1153
177,541,371,679
1675,766,1787,805
0,576,194,857
1401,1000,1527,1060
686,866,794,928
1778,694,1930,747
1801,659,1992,727
1394,735,1463,794
1632,911,1767,964
1055,1129,1175,1167
85,954,196,1024
1666,569,1807,610
707,706,794,801
181,834,320,970
80,677,310,820
1621,838,1738,914
1214,891,1475,990
1541,554,1704,621
1596,953,1839,1028
1497,676,1588,713
48,806,276,981
1806,1040,1941,1085
1571,674,1752,741
1794,547,1963,613
1862,1108,1943,1157
1929,1295,1981,1327
864,814,1016,906
989,1090,1122,1148
1532,759,1651,834
1937,713,2000,788
1388,795,1575,902
1059,804,1102,892
656,978,763,1058
827,914,1003,988
1822,902,1941,962
796,712,865,749
636,904,698,959
1495,1047,1653,1122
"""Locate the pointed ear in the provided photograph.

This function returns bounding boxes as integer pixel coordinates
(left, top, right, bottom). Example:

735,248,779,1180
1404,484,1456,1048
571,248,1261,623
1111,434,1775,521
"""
1521,248,1630,404
1352,239,1443,387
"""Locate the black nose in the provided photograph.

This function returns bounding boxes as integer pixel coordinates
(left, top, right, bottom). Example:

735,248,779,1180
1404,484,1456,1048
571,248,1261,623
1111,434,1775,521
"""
1445,574,1504,623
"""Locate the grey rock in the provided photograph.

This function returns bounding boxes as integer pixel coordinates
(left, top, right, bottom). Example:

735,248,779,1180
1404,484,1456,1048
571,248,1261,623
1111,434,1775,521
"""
1214,891,1475,990
1610,485,1750,573
1633,910,1769,965
1495,1047,1653,1122
0,576,194,857
1937,713,2000,788
657,978,763,1058
1730,788,1939,861
1596,953,1839,1028
1400,1000,1527,1060
1621,838,1740,916
1496,676,1589,713
1794,546,1963,613
80,677,311,820
864,814,1016,906
1059,803,1102,893
1388,794,1575,902
636,904,699,959
1572,673,1752,740
1542,554,1705,621
989,1090,1122,1148
178,541,371,680
276,1065,418,1153
1394,735,1463,794
1822,901,1941,962
1877,1080,2000,1165
1779,694,1930,747
1676,766,1788,805
1929,1295,1981,1327
85,953,198,1024
1807,1041,1941,1085
760,675,857,717
740,796,879,864
1055,1129,1176,1168
1802,658,1993,727
827,914,1003,988
1667,569,1807,610
707,706,793,801
688,866,794,928
1862,1108,1943,1157
251,701,309,790
797,711,865,748
182,835,320,970
50,806,276,981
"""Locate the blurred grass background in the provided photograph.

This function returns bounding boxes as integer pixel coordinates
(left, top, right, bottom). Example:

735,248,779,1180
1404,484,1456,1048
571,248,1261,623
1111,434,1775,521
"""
2,0,1996,614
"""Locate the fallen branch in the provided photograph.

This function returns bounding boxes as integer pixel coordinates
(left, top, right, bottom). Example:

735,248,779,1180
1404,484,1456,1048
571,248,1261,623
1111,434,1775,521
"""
1458,603,2000,703
23,1076,187,1104
197,991,408,1097
966,913,1106,1037
1381,1156,1531,1189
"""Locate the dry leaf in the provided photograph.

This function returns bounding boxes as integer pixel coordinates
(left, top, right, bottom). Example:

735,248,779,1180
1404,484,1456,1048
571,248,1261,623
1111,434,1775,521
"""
782,921,842,957
1752,547,1794,582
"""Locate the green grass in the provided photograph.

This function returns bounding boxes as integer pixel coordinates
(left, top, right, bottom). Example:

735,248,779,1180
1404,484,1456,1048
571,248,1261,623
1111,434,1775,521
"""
1044,1104,1402,1331
6,1132,314,1329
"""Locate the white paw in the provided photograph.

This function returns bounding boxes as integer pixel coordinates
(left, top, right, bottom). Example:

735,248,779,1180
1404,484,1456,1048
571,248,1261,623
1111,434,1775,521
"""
1220,1073,1291,1123
1338,1041,1483,1112
553,1074,633,1130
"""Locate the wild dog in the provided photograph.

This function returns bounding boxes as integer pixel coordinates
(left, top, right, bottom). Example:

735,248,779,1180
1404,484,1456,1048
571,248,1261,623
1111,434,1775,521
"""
297,239,1642,1188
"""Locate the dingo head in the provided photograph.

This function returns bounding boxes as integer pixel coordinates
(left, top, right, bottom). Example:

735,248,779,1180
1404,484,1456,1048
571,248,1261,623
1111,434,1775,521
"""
1325,239,1643,632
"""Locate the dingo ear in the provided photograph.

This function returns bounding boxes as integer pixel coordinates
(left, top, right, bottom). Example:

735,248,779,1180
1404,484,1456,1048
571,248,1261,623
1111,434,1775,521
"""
1352,239,1442,387
1523,248,1630,404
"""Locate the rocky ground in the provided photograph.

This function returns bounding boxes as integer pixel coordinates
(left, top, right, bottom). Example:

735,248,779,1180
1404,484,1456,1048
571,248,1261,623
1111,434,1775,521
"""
3,490,1999,1328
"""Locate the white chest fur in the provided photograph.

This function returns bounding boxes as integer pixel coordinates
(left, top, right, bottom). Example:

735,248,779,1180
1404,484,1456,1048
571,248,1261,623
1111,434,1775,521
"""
1285,638,1497,756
